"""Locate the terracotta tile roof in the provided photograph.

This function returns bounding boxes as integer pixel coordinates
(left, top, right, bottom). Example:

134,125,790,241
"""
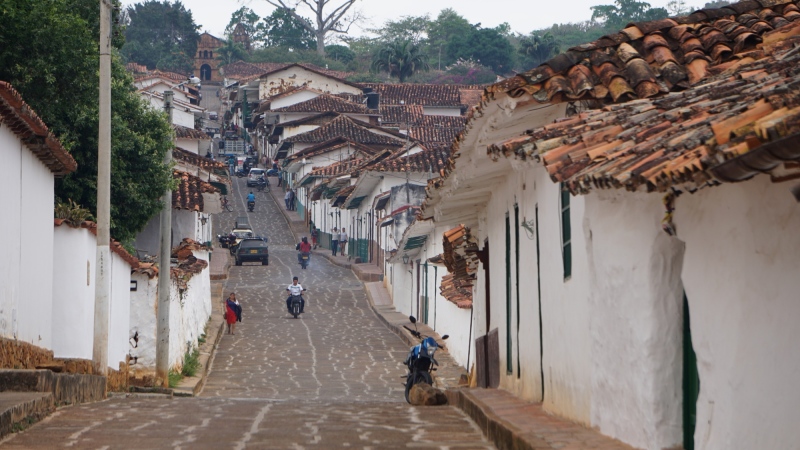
274,111,340,129
439,225,480,309
307,156,365,178
172,170,220,211
459,88,484,109
126,62,148,74
287,138,381,162
409,116,468,146
370,147,451,175
222,61,268,80
0,82,77,176
440,274,474,309
169,239,210,287
134,69,186,83
174,124,211,140
379,105,424,125
253,62,353,80
284,115,406,146
54,219,139,268
358,83,472,107
173,147,226,171
488,28,800,194
272,94,371,114
489,0,800,105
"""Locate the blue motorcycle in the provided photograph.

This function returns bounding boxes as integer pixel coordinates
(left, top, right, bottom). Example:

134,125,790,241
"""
402,316,448,403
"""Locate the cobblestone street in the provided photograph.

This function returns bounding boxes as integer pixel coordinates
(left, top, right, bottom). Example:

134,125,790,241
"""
1,177,493,449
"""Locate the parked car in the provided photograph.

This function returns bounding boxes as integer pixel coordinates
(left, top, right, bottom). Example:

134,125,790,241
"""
228,228,255,254
208,111,218,121
234,238,269,266
247,168,265,187
266,168,280,177
235,216,251,229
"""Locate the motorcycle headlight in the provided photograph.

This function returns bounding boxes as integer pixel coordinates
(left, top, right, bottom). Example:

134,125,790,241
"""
427,346,437,358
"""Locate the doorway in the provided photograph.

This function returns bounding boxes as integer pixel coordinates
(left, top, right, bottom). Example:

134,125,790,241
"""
200,64,212,81
683,293,699,450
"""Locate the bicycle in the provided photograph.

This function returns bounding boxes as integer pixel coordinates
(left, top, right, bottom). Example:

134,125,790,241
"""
221,196,233,212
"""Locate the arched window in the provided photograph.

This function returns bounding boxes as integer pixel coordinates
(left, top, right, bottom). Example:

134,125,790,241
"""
203,50,209,59
209,51,213,59
198,51,202,58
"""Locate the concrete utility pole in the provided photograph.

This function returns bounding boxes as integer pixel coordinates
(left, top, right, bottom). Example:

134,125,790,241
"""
92,0,113,376
155,90,174,387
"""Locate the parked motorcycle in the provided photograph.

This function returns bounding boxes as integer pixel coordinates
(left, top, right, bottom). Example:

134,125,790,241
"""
247,200,255,212
217,233,235,248
235,168,247,177
402,316,448,403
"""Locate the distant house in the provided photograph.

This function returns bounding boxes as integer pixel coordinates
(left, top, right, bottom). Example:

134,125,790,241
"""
0,81,77,350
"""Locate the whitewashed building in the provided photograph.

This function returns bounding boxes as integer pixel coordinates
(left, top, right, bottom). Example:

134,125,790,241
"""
0,81,77,350
413,8,800,450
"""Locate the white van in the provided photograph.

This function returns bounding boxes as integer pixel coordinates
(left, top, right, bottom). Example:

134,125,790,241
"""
247,168,265,187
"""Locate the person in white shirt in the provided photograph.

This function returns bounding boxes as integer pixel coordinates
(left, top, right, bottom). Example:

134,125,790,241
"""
339,229,348,255
285,276,306,314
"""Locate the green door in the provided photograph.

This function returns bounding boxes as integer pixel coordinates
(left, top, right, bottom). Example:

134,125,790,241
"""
683,293,700,450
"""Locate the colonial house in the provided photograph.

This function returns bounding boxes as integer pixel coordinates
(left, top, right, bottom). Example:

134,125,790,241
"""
258,63,363,100
174,124,213,155
409,2,800,449
0,81,77,350
134,71,201,105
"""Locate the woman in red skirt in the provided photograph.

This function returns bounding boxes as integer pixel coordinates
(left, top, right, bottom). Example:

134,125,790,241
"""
224,293,242,335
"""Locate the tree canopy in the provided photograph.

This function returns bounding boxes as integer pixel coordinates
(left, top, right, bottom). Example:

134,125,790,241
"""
371,40,430,82
0,0,174,243
447,26,515,74
216,40,248,66
591,0,669,29
224,7,264,49
121,0,200,74
264,0,360,55
262,8,317,50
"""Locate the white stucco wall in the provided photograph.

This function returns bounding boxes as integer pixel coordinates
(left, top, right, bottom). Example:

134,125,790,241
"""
52,226,96,359
584,190,684,449
51,226,133,369
0,125,23,341
130,251,212,370
0,125,56,348
675,175,800,450
271,90,320,109
260,68,362,99
176,137,200,154
422,106,461,116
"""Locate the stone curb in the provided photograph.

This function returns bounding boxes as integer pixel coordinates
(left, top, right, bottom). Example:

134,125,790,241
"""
444,388,531,450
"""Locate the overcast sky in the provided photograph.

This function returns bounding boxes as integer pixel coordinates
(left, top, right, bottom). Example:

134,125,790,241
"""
125,0,709,40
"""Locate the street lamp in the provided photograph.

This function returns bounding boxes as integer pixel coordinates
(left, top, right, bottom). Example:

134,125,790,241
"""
402,254,409,264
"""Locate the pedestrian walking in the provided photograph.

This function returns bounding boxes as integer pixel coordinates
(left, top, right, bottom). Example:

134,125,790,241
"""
228,155,235,176
340,228,348,256
284,189,292,210
288,189,296,211
331,227,339,256
310,226,319,249
224,293,242,335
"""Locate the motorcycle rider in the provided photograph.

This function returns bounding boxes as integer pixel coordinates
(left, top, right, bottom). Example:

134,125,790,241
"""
247,191,255,210
286,276,306,314
296,236,312,264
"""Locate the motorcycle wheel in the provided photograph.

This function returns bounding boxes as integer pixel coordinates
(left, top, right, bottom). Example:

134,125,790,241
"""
404,372,428,404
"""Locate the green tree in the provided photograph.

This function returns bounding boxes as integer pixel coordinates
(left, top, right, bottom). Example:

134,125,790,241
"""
703,0,731,8
262,8,317,49
591,0,669,30
215,40,248,66
447,26,515,74
264,0,361,56
368,15,432,45
519,32,560,68
121,0,200,73
427,9,473,67
371,40,430,82
225,7,265,48
325,44,356,64
0,0,174,242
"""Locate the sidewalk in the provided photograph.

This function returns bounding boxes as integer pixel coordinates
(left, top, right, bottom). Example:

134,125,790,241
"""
266,178,634,450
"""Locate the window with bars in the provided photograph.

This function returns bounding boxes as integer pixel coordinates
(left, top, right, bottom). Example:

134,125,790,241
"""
560,184,572,280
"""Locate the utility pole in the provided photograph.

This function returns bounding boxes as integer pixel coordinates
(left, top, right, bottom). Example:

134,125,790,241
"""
156,90,174,387
92,0,113,377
